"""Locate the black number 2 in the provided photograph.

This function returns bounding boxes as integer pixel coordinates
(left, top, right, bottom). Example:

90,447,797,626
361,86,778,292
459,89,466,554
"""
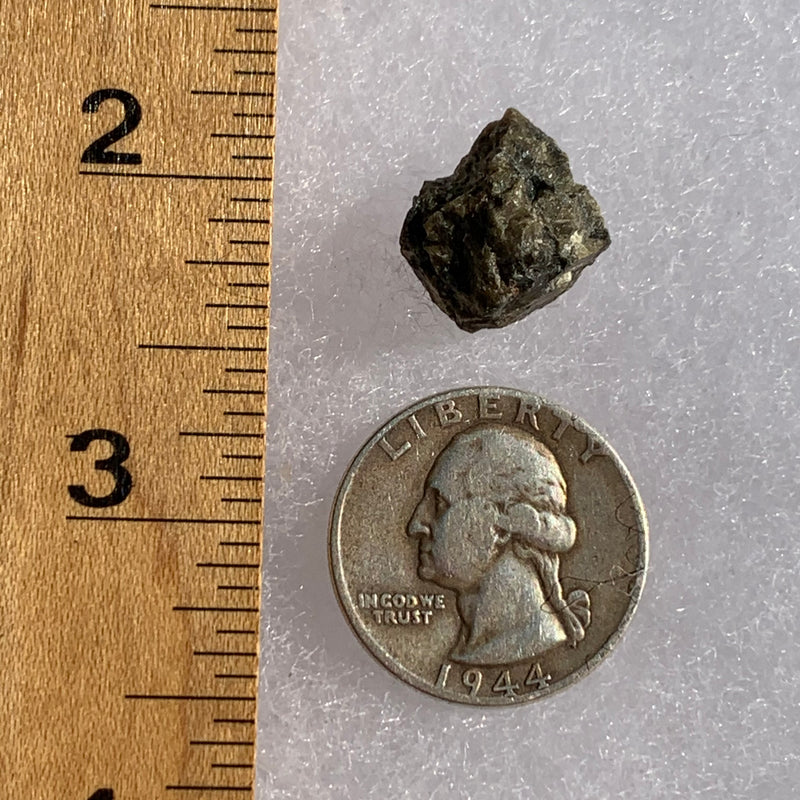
69,429,133,508
81,88,142,165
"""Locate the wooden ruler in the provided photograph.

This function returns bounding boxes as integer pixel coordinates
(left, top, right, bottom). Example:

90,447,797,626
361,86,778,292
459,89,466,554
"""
0,2,277,797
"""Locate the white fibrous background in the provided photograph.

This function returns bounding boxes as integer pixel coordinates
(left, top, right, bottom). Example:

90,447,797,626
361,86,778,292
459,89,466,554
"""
260,1,800,797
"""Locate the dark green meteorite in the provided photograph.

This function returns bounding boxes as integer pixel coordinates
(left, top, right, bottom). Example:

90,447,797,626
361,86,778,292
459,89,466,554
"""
400,108,611,332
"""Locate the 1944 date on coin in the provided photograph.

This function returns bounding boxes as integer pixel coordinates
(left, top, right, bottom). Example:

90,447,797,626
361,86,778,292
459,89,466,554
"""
329,387,648,706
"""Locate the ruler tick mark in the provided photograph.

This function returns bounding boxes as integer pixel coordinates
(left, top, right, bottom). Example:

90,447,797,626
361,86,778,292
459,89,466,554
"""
216,629,257,635
80,170,270,182
126,693,256,701
189,260,269,266
165,786,253,793
207,305,269,311
192,89,274,97
214,48,277,55
151,3,276,10
221,498,262,504
215,673,258,678
66,515,258,525
181,431,264,439
174,605,259,612
193,651,257,657
212,132,274,139
203,390,265,397
210,217,271,224
139,343,266,352
200,474,264,480
190,739,255,745
217,584,259,590
219,541,260,547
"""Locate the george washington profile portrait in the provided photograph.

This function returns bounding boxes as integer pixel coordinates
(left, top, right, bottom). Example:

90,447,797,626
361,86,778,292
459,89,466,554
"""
407,424,590,665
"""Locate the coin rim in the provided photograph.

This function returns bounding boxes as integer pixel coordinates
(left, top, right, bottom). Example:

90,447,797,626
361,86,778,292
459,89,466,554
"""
329,386,649,706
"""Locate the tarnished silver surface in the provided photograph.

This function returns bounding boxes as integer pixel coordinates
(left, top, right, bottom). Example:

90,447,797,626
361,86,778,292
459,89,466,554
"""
329,387,648,706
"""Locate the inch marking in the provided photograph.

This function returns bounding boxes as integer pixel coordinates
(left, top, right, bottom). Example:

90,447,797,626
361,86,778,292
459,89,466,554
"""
203,389,265,396
191,89,274,97
210,217,271,223
225,367,266,373
212,133,274,139
66,515,258,525
217,584,259,590
165,786,252,793
221,499,262,505
190,740,255,745
230,197,270,203
218,541,260,546
214,48,277,55
215,673,258,678
216,629,257,635
234,70,276,76
139,343,267,352
79,170,269,182
193,651,257,657
125,694,256,701
151,2,276,10
173,606,259,612
196,561,260,567
140,343,227,351
233,112,272,118
227,325,267,330
199,475,264,481
187,259,270,265
180,431,264,438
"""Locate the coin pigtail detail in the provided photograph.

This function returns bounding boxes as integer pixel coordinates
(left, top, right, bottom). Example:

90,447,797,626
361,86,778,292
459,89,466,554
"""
505,501,591,647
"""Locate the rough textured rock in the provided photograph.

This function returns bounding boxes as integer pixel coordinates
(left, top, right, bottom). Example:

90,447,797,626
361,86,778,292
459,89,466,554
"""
400,108,611,332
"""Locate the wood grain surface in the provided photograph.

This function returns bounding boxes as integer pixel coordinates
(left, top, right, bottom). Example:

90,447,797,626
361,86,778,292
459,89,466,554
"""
0,2,276,797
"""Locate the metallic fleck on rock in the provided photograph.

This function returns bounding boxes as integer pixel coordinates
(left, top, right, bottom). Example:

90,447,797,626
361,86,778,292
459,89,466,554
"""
329,387,648,706
400,108,611,332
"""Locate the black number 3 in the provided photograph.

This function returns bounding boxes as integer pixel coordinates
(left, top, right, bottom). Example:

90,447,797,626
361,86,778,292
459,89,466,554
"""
69,429,133,508
81,88,142,165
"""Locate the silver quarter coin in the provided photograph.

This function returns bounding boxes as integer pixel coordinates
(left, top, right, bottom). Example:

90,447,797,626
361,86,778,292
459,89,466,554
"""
329,387,648,706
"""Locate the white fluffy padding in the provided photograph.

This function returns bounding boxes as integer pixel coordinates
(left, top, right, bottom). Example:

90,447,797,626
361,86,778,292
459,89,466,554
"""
260,0,800,796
